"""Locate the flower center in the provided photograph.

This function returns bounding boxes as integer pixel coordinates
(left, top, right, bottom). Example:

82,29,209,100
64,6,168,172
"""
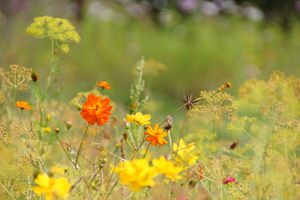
95,102,103,112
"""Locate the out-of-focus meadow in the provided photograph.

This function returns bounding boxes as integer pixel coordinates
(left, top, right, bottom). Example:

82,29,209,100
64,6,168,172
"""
0,1,300,200
1,0,300,115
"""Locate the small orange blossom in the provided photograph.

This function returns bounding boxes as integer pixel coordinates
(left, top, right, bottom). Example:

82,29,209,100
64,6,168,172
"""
97,81,111,90
80,94,112,126
145,124,168,146
16,101,31,110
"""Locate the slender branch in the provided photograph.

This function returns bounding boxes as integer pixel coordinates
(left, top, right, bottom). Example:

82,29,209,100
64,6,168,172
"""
53,132,77,169
0,182,16,200
75,125,90,167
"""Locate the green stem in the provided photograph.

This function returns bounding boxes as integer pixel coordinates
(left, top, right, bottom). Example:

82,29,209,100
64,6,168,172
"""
200,180,216,200
20,110,29,136
75,125,90,167
54,132,77,169
174,115,188,160
143,143,151,158
131,139,145,159
105,179,118,200
167,130,172,153
42,39,57,101
127,129,136,149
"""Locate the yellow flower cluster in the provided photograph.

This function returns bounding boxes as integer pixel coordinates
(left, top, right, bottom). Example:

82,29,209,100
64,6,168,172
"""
173,140,198,166
114,158,182,192
152,156,182,180
26,16,80,53
32,174,71,200
114,159,156,192
126,112,151,125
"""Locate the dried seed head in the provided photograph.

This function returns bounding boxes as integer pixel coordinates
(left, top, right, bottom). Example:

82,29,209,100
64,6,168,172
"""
164,114,173,131
120,138,125,159
31,71,39,82
123,133,128,140
183,93,198,111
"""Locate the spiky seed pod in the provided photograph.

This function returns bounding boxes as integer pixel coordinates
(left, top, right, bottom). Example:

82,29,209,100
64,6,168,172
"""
183,93,199,111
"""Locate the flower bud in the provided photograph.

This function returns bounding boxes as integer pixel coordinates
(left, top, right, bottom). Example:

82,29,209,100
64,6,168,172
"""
31,71,39,82
55,128,60,134
66,120,72,130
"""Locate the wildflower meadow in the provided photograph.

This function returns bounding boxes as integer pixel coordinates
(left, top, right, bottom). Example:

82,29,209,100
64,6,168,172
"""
0,2,300,200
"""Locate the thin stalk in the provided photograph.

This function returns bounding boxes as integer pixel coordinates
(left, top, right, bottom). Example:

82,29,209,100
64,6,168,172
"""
75,125,90,167
126,140,136,151
174,115,188,160
127,129,136,149
143,143,151,158
105,180,119,200
43,39,57,101
167,130,172,153
107,151,127,162
220,183,223,200
0,182,16,200
20,110,29,136
130,136,145,159
201,180,216,200
53,132,77,169
38,158,48,173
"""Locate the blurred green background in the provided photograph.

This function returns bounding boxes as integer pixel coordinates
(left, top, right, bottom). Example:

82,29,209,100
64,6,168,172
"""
0,0,300,114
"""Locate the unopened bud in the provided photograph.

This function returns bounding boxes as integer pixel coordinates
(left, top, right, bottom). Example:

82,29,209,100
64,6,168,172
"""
164,115,173,131
217,81,232,92
31,71,39,82
66,120,72,130
46,114,51,121
55,128,60,134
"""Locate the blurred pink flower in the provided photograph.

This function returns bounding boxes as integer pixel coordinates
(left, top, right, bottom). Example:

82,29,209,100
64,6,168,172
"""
223,176,236,184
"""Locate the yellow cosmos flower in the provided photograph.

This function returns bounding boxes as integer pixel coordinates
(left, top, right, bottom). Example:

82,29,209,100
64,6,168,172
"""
42,127,52,134
114,159,158,191
152,156,183,181
50,166,67,176
173,140,198,166
32,174,71,200
126,112,151,125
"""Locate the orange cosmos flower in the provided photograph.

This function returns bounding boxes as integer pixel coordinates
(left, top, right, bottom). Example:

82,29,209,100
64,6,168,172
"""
145,124,168,146
80,94,112,126
97,81,111,90
16,101,31,110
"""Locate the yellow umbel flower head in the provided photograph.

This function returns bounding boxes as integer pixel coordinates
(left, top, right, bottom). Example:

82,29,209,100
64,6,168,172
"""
26,16,80,53
126,112,151,125
114,159,158,192
173,140,198,167
153,156,183,181
32,174,71,200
